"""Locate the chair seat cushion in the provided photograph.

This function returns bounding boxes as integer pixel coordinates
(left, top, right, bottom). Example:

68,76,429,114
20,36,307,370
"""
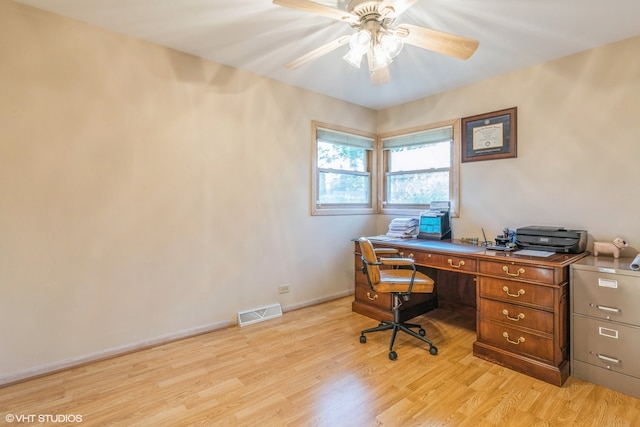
374,269,435,293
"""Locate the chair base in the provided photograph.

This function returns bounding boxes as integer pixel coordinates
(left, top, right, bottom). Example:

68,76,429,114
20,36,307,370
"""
359,295,438,360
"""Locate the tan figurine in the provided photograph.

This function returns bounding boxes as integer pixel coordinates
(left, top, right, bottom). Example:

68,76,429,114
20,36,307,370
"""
593,237,628,258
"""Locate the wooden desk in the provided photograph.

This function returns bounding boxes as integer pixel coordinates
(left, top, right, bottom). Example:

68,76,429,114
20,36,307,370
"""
352,238,588,386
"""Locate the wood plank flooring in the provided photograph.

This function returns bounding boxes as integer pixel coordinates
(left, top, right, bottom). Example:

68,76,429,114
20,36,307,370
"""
1,296,639,426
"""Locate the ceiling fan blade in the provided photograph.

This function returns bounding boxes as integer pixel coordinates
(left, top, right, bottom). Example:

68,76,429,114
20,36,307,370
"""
378,0,419,19
394,23,479,60
370,66,390,86
284,35,351,69
273,0,357,23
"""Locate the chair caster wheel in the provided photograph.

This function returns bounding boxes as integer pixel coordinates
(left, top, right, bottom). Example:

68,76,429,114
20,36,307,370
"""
389,351,397,360
429,346,438,355
359,335,366,344
419,328,426,337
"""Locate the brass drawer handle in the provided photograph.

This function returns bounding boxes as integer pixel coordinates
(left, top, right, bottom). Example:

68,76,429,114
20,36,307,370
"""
502,266,525,277
502,286,525,298
503,332,525,345
502,309,525,321
448,258,466,268
366,292,378,301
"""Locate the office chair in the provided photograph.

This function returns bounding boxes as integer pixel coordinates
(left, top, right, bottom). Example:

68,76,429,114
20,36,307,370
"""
358,237,438,360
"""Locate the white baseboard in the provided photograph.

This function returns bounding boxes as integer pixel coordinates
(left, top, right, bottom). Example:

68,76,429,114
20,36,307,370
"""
282,290,353,312
0,320,231,387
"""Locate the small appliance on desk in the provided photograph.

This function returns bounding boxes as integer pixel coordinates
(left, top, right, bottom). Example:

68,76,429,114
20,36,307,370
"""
515,226,587,253
418,201,451,240
482,227,517,251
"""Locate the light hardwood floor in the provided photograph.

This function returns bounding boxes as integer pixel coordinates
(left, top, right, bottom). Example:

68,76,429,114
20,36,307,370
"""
1,296,639,426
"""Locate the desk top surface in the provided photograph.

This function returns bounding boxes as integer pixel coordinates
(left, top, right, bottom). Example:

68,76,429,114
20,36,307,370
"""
359,236,588,267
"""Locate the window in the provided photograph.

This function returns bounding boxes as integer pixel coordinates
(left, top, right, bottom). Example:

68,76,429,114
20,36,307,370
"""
311,121,376,215
380,120,460,216
311,119,460,217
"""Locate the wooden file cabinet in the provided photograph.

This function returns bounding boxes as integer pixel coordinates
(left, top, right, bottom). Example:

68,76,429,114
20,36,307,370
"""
352,238,587,386
570,256,640,398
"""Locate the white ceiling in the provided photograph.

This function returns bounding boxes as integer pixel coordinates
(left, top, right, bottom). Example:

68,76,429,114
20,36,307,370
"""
15,0,640,110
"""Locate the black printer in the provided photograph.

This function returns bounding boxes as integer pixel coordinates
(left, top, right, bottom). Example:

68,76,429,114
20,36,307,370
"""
515,226,587,253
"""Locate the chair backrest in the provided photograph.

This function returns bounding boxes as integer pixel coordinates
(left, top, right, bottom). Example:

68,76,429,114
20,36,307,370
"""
358,237,380,286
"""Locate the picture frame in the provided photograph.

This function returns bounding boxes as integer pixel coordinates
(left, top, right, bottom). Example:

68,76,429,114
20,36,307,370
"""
461,107,517,162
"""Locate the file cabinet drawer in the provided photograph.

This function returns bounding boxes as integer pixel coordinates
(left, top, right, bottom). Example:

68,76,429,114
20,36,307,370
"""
479,260,556,284
478,318,553,362
573,315,640,378
479,277,555,310
572,269,640,325
479,298,554,334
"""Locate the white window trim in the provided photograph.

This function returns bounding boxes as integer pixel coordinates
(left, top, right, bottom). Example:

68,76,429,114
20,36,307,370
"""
377,118,460,218
311,121,377,216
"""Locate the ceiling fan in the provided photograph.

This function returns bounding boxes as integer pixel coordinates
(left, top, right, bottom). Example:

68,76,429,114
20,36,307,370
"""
273,0,479,85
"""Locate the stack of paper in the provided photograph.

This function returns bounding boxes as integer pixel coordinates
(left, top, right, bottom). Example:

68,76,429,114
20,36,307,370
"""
386,217,418,238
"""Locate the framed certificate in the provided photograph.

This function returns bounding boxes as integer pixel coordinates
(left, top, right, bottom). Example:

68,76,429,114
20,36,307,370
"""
461,107,517,162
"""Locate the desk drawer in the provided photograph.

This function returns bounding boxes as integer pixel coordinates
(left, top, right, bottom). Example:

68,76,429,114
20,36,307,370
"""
410,252,477,273
479,298,553,334
479,260,555,284
479,277,555,310
573,315,640,378
572,269,640,325
354,282,392,310
478,318,554,362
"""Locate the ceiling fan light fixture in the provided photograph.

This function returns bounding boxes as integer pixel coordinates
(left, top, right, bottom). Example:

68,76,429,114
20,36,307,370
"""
370,43,393,70
343,49,365,68
349,29,371,51
344,26,403,72
379,33,403,59
343,29,371,68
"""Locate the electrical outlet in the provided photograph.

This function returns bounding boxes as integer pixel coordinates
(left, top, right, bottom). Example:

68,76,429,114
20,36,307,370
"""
278,284,291,294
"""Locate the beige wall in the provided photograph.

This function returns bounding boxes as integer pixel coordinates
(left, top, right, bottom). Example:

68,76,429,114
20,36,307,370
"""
2,0,639,383
378,36,640,248
0,1,376,382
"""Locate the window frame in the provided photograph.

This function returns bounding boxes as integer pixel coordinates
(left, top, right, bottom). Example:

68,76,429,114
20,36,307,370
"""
378,119,460,217
311,121,377,216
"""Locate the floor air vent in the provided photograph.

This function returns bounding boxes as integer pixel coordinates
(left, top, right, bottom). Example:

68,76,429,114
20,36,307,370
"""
237,303,282,327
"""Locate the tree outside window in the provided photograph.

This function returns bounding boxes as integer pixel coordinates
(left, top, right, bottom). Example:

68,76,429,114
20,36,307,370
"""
312,122,376,215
